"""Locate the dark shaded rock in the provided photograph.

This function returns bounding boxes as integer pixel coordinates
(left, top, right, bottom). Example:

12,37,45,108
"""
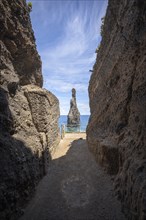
67,88,80,126
0,0,43,88
0,0,60,219
87,0,146,219
7,81,19,96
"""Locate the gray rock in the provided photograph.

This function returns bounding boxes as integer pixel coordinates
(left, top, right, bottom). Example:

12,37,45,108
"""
67,88,80,126
0,0,60,219
87,0,146,219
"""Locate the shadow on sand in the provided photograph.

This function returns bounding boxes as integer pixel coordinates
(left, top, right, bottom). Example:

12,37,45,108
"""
20,136,125,220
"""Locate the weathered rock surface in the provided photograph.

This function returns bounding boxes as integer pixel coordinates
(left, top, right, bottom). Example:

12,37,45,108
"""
0,0,60,219
67,88,80,126
87,0,146,219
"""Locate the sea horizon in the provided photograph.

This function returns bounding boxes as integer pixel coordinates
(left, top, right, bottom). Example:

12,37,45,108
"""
59,115,90,132
60,114,90,116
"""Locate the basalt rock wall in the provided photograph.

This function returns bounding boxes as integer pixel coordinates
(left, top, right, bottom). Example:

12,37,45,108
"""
87,0,146,219
0,0,60,219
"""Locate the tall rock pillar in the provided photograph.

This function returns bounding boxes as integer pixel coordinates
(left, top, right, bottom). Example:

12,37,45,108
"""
67,88,80,126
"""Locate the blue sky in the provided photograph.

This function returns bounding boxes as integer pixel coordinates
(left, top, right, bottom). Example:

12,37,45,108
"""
27,0,108,115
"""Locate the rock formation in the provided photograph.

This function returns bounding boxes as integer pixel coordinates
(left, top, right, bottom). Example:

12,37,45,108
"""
87,0,146,219
0,0,60,219
67,88,80,126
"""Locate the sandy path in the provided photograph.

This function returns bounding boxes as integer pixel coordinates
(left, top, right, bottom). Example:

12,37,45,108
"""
20,133,126,220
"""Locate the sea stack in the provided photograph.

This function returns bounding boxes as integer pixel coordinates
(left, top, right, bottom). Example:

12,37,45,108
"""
67,88,80,126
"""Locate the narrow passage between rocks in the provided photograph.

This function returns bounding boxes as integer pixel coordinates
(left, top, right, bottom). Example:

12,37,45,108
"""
20,133,126,220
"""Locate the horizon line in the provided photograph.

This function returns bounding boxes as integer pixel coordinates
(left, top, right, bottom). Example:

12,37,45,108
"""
60,114,90,116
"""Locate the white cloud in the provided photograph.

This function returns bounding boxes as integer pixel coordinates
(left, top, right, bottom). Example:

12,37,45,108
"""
78,103,90,115
59,100,70,115
30,0,108,114
44,79,87,93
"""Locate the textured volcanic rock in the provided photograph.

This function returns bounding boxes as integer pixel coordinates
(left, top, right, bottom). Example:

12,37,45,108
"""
87,0,146,219
0,0,60,219
67,88,80,126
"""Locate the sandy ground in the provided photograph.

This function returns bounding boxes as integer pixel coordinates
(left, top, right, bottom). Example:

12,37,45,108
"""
20,133,126,220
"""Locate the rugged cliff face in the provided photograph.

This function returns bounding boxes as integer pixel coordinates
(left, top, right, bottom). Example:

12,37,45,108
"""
0,0,60,219
87,0,146,219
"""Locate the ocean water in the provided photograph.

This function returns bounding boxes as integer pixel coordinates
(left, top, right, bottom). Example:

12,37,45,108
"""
59,115,90,132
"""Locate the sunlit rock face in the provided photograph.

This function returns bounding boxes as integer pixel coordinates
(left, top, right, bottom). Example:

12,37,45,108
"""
87,0,146,219
67,88,80,126
0,0,60,219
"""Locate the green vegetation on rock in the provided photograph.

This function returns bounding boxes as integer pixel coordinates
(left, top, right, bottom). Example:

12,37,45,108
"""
95,44,101,53
28,2,32,12
100,16,105,36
